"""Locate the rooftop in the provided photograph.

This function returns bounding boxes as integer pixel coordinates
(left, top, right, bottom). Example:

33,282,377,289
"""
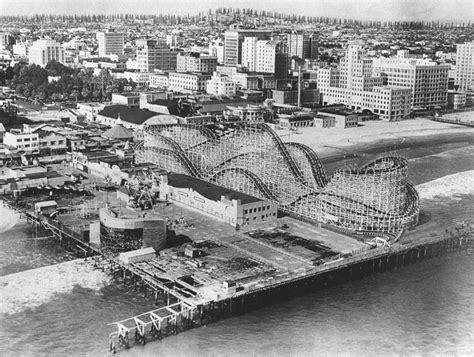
98,105,160,125
101,124,134,140
167,173,262,205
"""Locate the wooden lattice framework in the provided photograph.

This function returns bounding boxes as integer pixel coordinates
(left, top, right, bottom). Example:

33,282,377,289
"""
135,123,419,233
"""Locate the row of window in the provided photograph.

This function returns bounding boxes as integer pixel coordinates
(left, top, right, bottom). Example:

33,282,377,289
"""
244,205,272,214
17,137,38,142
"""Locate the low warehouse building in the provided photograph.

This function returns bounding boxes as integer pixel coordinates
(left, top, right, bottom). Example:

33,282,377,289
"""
159,173,278,227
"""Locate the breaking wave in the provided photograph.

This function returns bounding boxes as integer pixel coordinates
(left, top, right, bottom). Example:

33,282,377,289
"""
0,259,111,315
0,204,19,234
416,170,474,200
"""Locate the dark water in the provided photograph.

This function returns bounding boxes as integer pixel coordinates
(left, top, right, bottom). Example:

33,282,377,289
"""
0,138,473,356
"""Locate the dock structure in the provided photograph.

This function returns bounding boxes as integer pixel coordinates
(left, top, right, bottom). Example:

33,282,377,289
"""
108,301,198,352
1,198,472,353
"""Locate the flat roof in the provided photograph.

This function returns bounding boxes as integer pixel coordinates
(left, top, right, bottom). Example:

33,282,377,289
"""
318,108,355,116
167,173,262,205
314,114,334,119
98,105,160,125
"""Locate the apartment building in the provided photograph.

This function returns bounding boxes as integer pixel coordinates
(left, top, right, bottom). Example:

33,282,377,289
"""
317,44,412,121
168,72,211,92
4,127,39,152
28,39,65,67
241,38,288,79
455,41,474,92
286,32,318,60
176,52,218,74
136,39,179,72
373,50,449,109
149,73,170,88
206,72,236,96
224,29,272,66
96,29,124,57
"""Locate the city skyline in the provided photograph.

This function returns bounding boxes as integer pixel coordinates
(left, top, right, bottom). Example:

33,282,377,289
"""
0,0,472,22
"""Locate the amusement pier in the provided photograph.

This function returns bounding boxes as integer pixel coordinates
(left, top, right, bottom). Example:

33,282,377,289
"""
1,123,472,353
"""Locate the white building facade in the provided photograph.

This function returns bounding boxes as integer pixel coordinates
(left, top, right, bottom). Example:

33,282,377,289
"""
206,72,236,96
317,44,412,121
96,29,124,57
168,72,210,92
3,128,39,152
455,41,474,92
373,50,449,109
28,39,65,67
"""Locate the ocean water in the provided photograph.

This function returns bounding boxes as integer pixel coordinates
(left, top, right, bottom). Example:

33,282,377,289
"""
0,138,473,356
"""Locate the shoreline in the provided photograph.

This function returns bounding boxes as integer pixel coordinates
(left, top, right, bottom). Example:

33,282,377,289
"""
318,131,474,163
275,117,474,161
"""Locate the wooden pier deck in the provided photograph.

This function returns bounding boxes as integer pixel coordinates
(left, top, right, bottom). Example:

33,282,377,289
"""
2,200,472,354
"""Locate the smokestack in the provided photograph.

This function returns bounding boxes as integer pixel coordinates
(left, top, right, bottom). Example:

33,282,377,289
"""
297,64,302,108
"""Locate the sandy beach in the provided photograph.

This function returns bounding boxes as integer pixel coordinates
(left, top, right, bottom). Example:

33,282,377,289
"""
440,110,474,123
276,117,474,158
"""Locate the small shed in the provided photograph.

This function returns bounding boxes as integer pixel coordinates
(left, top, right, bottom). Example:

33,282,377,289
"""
119,247,156,264
35,200,58,214
222,280,237,294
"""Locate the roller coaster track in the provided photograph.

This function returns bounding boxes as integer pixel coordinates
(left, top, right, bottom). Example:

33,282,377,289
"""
150,134,201,177
211,167,278,202
252,123,307,185
285,142,328,188
146,124,217,151
143,146,201,177
358,156,407,174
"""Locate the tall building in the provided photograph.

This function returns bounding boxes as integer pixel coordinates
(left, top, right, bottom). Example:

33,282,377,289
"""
168,72,211,92
0,32,15,50
224,29,272,66
28,39,65,67
96,29,124,57
286,32,318,60
373,50,450,109
317,44,411,121
209,39,224,64
339,44,374,89
176,52,218,74
206,72,236,96
136,39,179,72
241,37,288,79
455,41,474,92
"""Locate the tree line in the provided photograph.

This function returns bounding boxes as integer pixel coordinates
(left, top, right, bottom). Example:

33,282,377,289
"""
4,61,136,103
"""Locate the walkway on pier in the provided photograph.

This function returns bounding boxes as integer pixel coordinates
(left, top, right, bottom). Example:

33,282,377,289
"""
108,301,199,352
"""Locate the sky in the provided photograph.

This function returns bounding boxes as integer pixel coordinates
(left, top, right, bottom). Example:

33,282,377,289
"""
0,0,472,22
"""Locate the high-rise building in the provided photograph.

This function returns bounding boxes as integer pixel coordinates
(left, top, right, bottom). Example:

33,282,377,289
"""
0,32,15,50
209,40,224,64
96,29,124,57
455,41,474,92
317,44,411,121
176,52,218,74
286,32,318,60
339,44,374,89
241,37,288,79
224,29,272,66
136,39,179,72
28,39,65,67
373,50,450,109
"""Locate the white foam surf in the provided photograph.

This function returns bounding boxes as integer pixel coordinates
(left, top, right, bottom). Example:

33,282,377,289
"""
0,259,111,315
416,170,474,200
0,204,19,234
